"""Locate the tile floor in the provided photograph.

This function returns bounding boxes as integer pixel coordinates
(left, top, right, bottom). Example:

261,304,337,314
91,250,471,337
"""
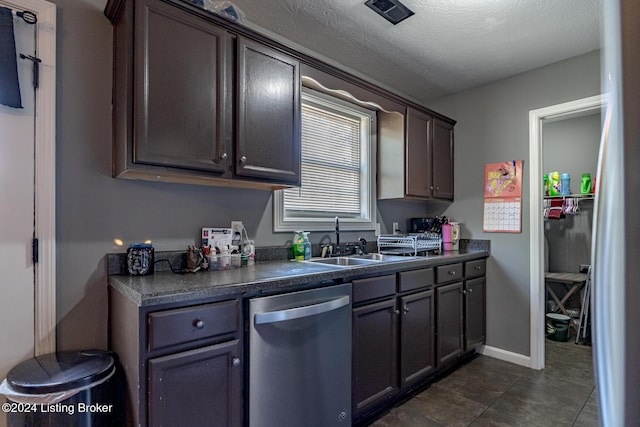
370,337,598,426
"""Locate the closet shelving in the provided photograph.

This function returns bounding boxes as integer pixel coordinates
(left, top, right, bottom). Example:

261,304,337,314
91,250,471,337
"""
543,193,595,200
543,193,594,220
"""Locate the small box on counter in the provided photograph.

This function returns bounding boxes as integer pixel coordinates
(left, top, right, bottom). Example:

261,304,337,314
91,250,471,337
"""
201,228,233,249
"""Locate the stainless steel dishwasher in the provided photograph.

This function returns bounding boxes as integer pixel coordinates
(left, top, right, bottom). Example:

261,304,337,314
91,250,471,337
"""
249,282,352,427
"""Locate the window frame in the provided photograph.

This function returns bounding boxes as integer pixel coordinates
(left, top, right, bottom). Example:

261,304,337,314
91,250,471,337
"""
273,88,377,232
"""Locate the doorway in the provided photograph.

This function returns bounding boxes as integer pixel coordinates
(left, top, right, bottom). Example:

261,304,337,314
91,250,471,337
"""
528,94,606,370
0,0,55,387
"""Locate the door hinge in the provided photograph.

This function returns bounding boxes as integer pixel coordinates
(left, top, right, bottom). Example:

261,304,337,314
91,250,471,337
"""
32,237,39,264
19,54,41,89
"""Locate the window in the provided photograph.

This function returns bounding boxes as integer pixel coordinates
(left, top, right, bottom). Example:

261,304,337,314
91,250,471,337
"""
273,89,377,232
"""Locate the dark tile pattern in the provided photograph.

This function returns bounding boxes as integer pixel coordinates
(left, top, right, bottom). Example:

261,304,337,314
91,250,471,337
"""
371,338,597,426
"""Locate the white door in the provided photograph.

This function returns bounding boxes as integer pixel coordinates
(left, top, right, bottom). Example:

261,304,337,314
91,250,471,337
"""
0,0,36,398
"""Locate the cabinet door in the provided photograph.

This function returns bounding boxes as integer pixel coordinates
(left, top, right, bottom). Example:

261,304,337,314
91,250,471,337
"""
400,289,435,387
135,0,229,172
465,277,486,350
432,118,454,200
436,282,464,366
236,37,301,184
352,298,398,414
405,107,433,198
148,340,242,427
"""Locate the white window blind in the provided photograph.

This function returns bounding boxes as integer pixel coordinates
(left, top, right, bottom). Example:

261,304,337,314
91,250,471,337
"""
283,103,362,216
273,88,377,232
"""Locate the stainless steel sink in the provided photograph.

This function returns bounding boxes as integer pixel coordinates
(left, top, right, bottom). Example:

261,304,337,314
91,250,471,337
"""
350,253,413,262
305,254,415,267
305,257,379,267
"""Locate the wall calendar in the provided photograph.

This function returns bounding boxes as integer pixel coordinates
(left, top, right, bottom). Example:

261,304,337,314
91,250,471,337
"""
483,160,523,233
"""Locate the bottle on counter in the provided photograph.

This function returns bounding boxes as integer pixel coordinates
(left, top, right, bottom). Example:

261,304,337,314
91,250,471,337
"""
293,231,305,261
303,232,312,260
242,239,255,266
543,174,549,196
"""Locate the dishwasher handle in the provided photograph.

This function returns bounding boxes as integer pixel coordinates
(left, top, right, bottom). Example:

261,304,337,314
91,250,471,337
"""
254,295,350,325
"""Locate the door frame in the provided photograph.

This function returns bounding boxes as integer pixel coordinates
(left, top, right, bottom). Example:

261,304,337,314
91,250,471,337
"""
1,0,56,356
528,94,606,370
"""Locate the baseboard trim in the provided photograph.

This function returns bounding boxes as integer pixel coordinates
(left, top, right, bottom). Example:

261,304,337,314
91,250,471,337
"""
478,345,533,368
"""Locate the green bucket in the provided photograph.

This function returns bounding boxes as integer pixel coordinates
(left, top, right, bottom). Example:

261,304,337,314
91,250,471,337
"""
546,313,571,342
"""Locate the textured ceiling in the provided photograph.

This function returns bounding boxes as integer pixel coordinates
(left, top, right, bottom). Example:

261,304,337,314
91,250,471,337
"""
229,0,602,103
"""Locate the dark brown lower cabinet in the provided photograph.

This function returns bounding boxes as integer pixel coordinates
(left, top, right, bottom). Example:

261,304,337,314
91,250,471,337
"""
148,340,242,427
436,281,464,366
399,289,435,387
352,297,398,413
352,269,437,419
464,276,486,350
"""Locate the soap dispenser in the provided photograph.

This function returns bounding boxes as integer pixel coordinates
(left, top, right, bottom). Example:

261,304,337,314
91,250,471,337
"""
303,232,312,260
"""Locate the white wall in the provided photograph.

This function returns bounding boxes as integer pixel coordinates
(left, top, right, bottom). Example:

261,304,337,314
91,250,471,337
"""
430,50,601,356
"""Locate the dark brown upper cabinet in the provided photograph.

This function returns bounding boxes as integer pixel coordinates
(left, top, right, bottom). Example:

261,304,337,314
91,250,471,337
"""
405,108,433,198
134,0,229,174
378,107,455,201
236,37,301,185
432,117,454,199
106,0,300,189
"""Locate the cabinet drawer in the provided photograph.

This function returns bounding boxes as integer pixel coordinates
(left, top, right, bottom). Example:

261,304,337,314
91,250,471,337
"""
353,275,396,303
148,299,239,351
398,268,434,293
465,259,486,279
436,263,463,284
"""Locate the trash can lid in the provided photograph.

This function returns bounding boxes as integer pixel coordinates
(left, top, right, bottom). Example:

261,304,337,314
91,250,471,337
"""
6,350,115,394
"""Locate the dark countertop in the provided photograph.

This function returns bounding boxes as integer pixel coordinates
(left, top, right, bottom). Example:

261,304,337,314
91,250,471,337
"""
109,250,489,307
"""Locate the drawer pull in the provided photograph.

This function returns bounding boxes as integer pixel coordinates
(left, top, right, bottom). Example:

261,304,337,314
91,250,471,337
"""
448,270,456,275
403,304,410,314
475,266,481,270
232,357,241,366
193,319,205,329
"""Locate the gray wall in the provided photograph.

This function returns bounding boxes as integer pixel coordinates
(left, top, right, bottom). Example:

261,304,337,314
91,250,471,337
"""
543,113,601,274
430,50,601,356
53,0,440,350
53,0,600,357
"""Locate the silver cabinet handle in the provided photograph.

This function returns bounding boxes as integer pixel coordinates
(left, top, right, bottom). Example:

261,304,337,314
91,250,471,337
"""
468,288,474,293
254,295,350,325
403,304,409,314
240,156,247,164
193,319,204,329
430,185,434,190
475,266,482,270
448,270,456,275
232,357,241,366
220,152,228,160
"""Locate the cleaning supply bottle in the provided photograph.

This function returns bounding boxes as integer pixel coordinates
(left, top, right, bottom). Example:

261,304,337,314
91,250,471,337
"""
302,232,312,260
543,174,549,196
549,172,561,196
581,173,592,194
293,231,305,260
561,173,571,195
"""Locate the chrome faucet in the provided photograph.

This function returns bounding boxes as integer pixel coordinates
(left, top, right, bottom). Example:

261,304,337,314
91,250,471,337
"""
334,216,340,255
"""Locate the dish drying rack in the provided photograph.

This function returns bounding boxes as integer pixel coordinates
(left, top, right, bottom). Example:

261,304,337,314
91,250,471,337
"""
377,233,442,255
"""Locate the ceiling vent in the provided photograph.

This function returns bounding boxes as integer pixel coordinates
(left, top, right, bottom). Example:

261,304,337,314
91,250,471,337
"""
365,0,414,25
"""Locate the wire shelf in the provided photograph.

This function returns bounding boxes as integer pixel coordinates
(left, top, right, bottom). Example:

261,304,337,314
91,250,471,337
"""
377,233,442,255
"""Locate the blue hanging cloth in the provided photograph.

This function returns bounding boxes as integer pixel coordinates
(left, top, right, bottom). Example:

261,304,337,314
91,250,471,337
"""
0,6,22,109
